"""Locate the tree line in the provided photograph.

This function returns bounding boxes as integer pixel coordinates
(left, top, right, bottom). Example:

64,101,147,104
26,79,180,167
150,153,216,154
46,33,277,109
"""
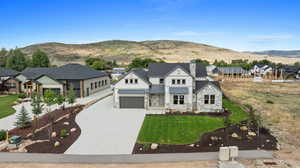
0,48,50,71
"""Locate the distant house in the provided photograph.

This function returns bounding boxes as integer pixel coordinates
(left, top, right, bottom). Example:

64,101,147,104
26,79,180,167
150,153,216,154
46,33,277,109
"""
213,67,248,77
15,64,110,97
113,62,223,113
111,67,126,80
281,66,300,79
250,65,273,76
0,67,21,94
206,65,217,76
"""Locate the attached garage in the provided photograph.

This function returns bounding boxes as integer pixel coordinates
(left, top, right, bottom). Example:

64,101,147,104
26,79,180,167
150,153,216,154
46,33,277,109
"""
119,96,145,109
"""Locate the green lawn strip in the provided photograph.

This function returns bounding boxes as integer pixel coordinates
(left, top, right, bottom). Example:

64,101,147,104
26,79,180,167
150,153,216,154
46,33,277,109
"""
0,95,19,119
137,98,249,145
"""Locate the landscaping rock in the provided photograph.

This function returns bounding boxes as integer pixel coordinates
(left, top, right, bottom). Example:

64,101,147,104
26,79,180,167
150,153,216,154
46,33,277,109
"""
151,143,158,150
231,133,239,138
63,122,69,125
240,126,248,131
248,132,256,136
51,132,57,138
276,143,281,150
70,128,77,132
266,139,270,143
54,141,60,147
189,144,195,147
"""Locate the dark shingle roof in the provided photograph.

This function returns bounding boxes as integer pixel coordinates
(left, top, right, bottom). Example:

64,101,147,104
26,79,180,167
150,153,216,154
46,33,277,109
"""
195,81,221,92
21,64,107,80
217,67,247,74
130,69,150,84
0,67,19,77
148,63,207,77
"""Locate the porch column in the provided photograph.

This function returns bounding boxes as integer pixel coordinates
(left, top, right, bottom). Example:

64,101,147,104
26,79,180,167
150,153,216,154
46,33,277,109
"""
80,80,84,98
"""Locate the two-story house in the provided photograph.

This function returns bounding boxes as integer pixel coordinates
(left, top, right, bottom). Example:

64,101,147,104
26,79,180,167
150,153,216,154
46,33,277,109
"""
113,62,223,113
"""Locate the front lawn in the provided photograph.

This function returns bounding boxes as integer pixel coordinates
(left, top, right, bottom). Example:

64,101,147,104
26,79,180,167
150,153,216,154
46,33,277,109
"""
137,98,249,144
0,95,19,119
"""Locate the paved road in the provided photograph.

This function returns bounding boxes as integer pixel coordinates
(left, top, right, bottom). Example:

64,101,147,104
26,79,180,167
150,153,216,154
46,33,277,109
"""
0,87,112,130
0,150,273,164
65,95,146,154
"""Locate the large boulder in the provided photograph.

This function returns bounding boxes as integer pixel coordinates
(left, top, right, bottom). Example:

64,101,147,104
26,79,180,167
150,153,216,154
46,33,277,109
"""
63,122,69,126
54,141,60,147
150,143,158,150
70,128,77,132
248,132,256,136
51,132,57,138
231,133,239,138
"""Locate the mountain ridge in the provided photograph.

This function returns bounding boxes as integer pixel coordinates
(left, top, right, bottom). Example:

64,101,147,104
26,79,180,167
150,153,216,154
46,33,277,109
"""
20,40,300,65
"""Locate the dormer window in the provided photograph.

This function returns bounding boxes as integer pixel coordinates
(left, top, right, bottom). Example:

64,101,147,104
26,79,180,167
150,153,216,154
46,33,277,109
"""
135,79,138,84
177,79,181,84
125,79,128,84
130,79,133,84
159,78,164,84
172,79,175,84
182,79,186,85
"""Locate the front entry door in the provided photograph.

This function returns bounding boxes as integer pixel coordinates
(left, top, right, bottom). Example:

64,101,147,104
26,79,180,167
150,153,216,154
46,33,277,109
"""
86,88,89,96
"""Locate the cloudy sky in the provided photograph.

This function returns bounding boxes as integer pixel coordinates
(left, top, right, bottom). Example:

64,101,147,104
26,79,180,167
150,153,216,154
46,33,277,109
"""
0,0,299,51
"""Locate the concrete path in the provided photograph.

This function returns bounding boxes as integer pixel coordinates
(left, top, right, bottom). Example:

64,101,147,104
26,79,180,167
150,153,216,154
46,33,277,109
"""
65,96,146,154
0,87,112,130
0,150,273,164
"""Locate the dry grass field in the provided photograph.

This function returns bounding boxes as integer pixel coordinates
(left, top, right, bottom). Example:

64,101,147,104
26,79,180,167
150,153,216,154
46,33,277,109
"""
221,81,300,166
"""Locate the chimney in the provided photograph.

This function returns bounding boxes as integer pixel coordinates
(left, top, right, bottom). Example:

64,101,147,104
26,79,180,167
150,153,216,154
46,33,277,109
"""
190,60,196,78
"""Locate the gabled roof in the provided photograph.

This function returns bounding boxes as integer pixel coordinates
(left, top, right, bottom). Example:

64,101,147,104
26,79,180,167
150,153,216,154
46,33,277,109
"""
282,66,300,72
148,63,207,77
21,64,107,80
0,67,19,77
131,69,150,84
195,81,221,93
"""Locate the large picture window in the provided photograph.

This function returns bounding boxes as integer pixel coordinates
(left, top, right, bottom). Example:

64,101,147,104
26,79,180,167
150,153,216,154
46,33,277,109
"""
210,95,215,104
204,95,209,104
204,95,216,104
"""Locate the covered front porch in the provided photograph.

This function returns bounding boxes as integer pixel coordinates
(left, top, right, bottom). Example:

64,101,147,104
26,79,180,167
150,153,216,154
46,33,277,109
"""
149,85,165,110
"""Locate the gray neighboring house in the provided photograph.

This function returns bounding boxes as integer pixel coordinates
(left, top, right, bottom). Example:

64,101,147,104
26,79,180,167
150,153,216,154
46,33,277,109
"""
213,67,249,76
15,64,110,97
113,62,223,113
0,67,21,94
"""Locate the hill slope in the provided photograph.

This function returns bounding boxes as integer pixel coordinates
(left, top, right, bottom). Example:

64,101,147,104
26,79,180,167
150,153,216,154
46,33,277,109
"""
247,50,300,58
21,40,300,65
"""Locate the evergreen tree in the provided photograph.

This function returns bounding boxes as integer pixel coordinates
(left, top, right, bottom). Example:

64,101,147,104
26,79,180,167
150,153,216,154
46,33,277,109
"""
56,94,65,110
31,92,43,132
67,88,76,106
14,106,31,128
31,49,50,67
6,49,27,71
0,48,8,67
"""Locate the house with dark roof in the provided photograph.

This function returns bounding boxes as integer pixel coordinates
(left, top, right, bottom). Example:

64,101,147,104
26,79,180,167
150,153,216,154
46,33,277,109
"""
113,62,223,113
281,66,300,79
15,64,110,97
0,67,21,94
213,67,249,76
250,65,274,76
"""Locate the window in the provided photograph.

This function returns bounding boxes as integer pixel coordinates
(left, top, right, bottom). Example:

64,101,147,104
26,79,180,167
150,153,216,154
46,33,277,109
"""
179,95,184,104
135,79,138,84
125,79,128,84
177,79,181,84
204,95,209,104
90,83,93,90
159,78,164,84
102,80,104,86
98,81,101,87
172,79,175,84
130,79,133,84
173,95,179,104
94,82,97,89
210,95,215,104
182,79,186,85
105,80,107,85
173,95,184,105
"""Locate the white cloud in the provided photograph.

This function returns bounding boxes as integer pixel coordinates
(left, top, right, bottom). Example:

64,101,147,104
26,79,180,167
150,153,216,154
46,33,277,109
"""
249,34,294,40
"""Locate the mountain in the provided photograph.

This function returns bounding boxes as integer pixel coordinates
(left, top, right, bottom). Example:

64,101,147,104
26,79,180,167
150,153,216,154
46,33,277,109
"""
247,50,300,58
20,40,300,65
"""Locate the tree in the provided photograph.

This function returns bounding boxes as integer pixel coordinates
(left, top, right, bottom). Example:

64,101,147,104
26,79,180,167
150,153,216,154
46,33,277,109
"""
56,94,65,110
91,60,106,70
0,48,8,67
31,92,43,133
192,59,210,66
128,57,163,69
31,49,50,67
255,113,264,147
14,106,31,128
43,89,57,140
6,49,28,71
223,115,232,146
67,88,76,107
294,62,300,66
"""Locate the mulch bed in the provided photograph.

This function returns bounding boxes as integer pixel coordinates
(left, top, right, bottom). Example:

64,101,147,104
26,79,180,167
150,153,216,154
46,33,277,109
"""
5,105,84,153
133,121,278,154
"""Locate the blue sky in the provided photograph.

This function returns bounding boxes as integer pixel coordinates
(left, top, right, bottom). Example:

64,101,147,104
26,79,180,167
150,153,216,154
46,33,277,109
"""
0,0,299,51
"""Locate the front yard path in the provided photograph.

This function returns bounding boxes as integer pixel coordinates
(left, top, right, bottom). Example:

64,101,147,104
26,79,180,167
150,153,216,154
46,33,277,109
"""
66,96,146,154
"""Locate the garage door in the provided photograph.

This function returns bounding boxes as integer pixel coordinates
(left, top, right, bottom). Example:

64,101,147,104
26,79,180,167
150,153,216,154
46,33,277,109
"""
119,96,144,109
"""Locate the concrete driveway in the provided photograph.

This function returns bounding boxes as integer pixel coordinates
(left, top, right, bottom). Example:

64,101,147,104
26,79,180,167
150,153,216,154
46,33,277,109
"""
66,96,146,154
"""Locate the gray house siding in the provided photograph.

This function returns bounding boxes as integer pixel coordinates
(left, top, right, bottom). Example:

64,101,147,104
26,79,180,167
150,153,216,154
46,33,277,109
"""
196,84,223,112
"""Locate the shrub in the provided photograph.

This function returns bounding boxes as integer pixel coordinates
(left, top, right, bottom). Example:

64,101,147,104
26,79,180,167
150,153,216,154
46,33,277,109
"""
143,143,150,150
266,100,274,104
60,129,68,137
18,93,26,99
0,130,6,141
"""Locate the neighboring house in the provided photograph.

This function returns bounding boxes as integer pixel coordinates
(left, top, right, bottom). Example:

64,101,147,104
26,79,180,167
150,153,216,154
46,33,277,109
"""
113,62,223,113
281,66,300,79
0,67,21,94
111,67,126,80
213,67,248,77
15,64,110,97
250,65,273,76
206,65,217,76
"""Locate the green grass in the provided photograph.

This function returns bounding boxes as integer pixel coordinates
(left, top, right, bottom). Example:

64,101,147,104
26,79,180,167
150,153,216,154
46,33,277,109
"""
0,95,19,119
137,98,249,144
